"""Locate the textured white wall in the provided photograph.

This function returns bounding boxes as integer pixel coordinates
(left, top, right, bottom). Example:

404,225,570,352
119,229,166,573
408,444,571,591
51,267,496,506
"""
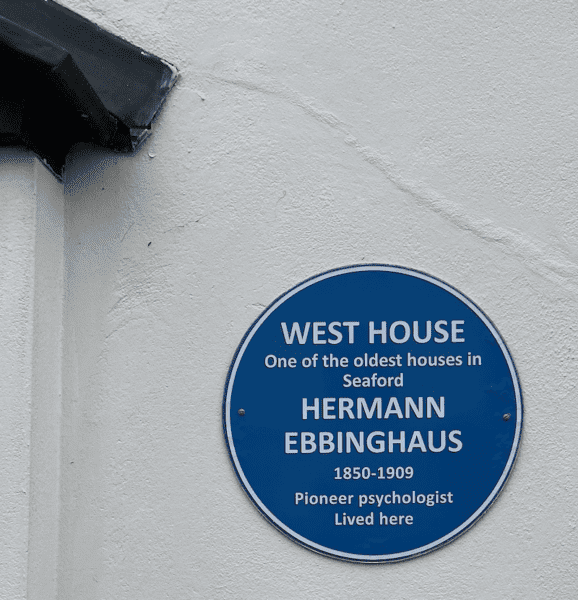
2,0,578,598
0,155,64,600
28,164,65,600
0,152,35,599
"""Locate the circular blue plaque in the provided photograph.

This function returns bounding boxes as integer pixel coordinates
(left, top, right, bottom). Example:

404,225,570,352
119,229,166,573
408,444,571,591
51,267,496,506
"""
224,265,522,562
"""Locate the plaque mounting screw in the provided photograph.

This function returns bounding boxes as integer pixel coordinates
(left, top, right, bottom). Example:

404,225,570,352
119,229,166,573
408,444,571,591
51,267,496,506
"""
503,413,511,421
238,409,245,416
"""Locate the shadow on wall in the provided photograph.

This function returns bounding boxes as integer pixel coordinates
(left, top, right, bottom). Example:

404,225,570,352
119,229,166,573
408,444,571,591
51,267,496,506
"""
63,143,127,197
0,147,34,171
0,145,126,199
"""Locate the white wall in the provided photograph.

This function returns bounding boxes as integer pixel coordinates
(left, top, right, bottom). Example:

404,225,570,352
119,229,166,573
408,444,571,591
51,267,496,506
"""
0,152,35,600
1,1,578,598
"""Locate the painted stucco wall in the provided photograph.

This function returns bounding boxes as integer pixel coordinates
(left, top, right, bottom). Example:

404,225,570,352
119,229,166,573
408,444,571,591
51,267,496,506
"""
1,1,578,598
0,152,35,600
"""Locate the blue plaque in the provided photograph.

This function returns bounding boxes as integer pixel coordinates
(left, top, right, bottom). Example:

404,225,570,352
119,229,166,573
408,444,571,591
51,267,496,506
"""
224,265,523,562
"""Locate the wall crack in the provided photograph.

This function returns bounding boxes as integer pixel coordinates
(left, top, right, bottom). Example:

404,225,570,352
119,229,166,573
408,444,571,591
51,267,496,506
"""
206,66,578,294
